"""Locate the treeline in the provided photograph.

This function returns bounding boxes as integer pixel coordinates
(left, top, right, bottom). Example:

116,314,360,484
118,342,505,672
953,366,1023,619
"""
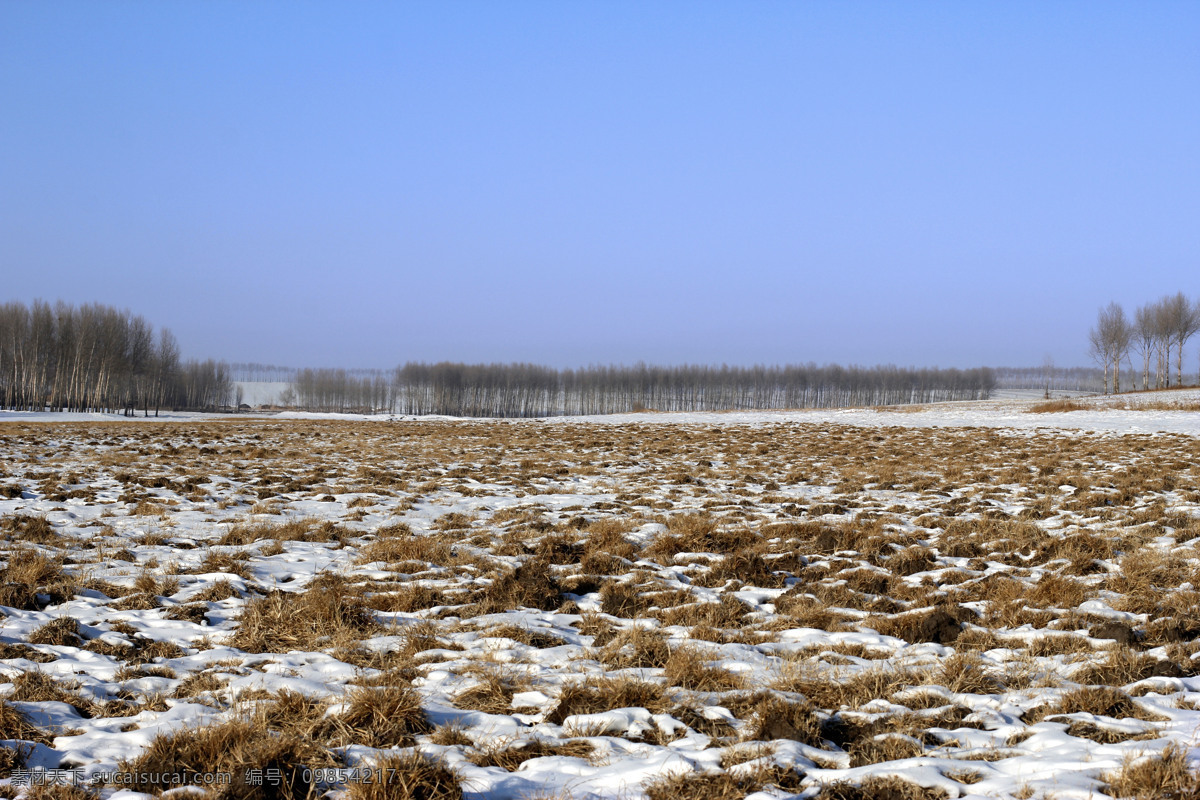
290,368,393,412
230,362,298,383
0,300,233,414
286,362,996,416
1088,292,1200,394
992,366,1105,394
1,298,997,418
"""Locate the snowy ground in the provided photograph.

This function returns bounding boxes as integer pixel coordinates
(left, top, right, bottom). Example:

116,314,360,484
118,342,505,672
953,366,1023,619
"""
2,394,1200,799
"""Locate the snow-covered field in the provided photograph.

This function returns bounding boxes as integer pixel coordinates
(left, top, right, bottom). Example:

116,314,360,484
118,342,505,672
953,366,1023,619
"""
2,394,1200,799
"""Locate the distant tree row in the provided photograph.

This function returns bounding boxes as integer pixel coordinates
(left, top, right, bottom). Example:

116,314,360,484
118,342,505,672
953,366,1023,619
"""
230,362,298,383
290,368,394,412
0,300,233,414
1088,293,1200,394
0,299,997,417
287,361,996,417
992,365,1104,394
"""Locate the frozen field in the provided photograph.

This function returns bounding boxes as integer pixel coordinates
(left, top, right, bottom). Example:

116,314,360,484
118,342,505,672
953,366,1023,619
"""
2,394,1200,799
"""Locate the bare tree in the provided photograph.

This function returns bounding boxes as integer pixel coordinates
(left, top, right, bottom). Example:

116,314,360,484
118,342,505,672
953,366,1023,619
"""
1090,302,1131,394
1162,291,1200,387
1133,303,1158,390
1154,299,1174,388
1111,304,1131,393
152,329,180,416
1041,355,1056,399
1089,319,1112,394
126,314,154,416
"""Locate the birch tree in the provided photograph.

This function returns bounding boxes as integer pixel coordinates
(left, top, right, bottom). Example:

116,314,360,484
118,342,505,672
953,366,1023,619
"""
1164,292,1200,387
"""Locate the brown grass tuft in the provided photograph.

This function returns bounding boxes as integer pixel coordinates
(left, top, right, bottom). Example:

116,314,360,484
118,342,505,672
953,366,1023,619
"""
1023,686,1168,724
814,776,949,800
868,605,973,645
18,782,101,799
1027,399,1089,413
120,717,333,799
848,734,926,766
452,666,531,716
664,645,745,692
0,699,51,744
936,652,1002,694
344,750,463,800
356,528,453,566
468,738,594,771
643,763,803,800
1103,743,1200,799
0,742,30,778
476,555,561,613
8,671,104,718
548,676,669,723
319,685,431,747
0,549,75,610
28,616,84,647
741,693,827,746
230,573,379,653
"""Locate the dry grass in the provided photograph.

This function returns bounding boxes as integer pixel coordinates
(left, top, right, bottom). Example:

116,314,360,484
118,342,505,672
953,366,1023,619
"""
19,783,101,799
597,625,671,669
1027,399,1090,413
937,652,1003,694
344,750,463,800
548,676,669,723
475,555,561,614
229,573,379,652
452,666,531,715
643,763,803,800
663,645,745,692
848,734,926,767
775,662,926,711
319,686,431,747
173,671,227,699
8,415,1200,800
740,693,827,746
0,699,51,744
814,777,949,799
120,717,334,798
468,738,594,771
0,549,75,609
1103,743,1200,799
28,616,84,646
7,671,111,719
356,527,453,566
0,742,30,778
869,605,971,645
1024,686,1168,725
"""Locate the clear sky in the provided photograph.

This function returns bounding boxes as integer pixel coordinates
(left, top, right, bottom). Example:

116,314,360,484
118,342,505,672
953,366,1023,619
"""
2,2,1198,369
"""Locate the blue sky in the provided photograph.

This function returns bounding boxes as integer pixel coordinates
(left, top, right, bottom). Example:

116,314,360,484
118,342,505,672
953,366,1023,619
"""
2,2,1197,368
